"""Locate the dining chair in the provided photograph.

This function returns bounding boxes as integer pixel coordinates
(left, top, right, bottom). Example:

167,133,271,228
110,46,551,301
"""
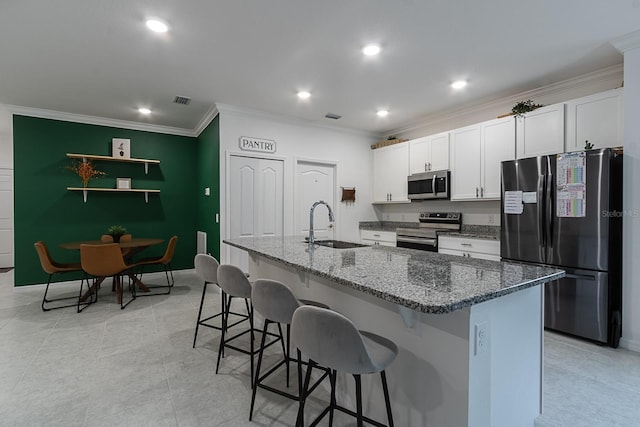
80,243,136,309
134,235,178,295
34,241,92,312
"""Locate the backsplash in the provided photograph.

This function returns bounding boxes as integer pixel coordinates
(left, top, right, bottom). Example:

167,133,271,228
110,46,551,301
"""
374,199,501,226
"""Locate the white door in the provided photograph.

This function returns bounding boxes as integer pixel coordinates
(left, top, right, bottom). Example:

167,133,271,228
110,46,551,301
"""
296,161,335,241
229,155,284,271
0,169,13,268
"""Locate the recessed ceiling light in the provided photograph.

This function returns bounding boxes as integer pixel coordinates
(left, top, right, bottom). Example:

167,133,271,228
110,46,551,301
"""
376,109,389,117
363,44,381,56
297,91,311,99
146,19,168,33
138,107,152,115
451,80,468,89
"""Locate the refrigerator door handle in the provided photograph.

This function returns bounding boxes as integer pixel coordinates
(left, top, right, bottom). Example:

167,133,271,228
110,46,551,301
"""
538,174,545,249
546,168,554,252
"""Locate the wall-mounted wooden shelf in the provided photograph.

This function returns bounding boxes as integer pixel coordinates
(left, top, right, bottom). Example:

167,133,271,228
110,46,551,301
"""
67,187,160,203
66,153,160,174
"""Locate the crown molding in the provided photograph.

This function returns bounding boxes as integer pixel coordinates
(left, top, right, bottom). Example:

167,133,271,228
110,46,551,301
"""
193,105,219,137
611,30,640,53
386,64,624,137
6,105,197,137
215,103,380,139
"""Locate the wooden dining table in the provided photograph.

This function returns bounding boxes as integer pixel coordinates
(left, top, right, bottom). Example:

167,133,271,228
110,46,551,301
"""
60,237,165,303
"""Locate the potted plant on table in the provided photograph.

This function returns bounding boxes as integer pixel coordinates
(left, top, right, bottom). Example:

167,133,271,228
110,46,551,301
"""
106,225,127,243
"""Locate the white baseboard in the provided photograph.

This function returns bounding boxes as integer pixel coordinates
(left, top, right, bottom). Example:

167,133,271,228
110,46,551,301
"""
619,337,640,353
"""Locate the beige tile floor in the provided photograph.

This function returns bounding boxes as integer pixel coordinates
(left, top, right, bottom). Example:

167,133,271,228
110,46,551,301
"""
1,269,639,427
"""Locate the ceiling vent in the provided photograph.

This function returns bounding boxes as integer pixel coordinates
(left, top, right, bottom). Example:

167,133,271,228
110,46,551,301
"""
173,96,191,105
325,112,342,120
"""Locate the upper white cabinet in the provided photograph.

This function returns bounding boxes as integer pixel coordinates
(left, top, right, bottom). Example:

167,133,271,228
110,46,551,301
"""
516,103,565,159
451,117,515,201
372,142,410,203
565,88,623,152
482,117,516,199
409,132,450,174
451,124,482,200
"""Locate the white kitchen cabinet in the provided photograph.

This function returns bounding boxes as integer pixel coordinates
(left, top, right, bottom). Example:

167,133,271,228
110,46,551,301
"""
360,229,396,247
565,88,623,152
451,124,482,200
438,235,500,261
409,132,450,174
372,142,410,203
451,117,515,201
516,103,565,158
482,117,516,199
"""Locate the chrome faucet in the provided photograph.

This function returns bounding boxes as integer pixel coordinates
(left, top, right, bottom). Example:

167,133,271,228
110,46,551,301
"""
308,201,335,246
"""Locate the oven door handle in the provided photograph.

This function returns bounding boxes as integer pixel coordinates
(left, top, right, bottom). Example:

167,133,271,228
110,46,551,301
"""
396,236,437,245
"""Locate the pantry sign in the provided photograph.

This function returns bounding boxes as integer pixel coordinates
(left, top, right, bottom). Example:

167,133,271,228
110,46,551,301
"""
239,136,276,154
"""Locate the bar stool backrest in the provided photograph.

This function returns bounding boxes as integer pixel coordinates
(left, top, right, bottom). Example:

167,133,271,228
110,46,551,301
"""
292,305,376,375
194,253,219,284
217,264,252,299
251,279,301,325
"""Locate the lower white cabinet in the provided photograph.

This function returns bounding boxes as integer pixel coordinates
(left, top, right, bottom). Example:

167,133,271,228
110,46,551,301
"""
360,229,396,247
438,235,500,261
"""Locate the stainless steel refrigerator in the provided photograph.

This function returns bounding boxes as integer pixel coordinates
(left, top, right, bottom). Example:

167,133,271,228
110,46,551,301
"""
500,148,623,347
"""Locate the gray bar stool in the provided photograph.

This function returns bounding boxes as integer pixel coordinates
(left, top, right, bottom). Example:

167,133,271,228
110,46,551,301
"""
193,254,222,347
216,264,265,387
292,305,398,427
249,279,330,421
192,254,251,349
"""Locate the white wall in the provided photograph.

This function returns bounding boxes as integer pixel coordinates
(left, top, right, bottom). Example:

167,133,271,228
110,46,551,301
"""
615,33,640,352
0,105,13,168
218,104,378,262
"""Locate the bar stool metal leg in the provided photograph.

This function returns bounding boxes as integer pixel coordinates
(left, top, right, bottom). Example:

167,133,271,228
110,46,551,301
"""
354,374,364,427
192,281,208,348
381,371,394,427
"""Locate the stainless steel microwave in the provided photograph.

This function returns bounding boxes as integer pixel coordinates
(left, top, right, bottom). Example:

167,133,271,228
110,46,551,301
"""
407,170,450,200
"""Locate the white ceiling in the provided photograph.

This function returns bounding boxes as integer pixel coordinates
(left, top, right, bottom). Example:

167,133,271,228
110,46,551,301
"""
1,0,639,135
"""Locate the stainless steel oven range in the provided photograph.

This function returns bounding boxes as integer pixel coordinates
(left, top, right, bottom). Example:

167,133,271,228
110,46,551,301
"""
396,212,462,252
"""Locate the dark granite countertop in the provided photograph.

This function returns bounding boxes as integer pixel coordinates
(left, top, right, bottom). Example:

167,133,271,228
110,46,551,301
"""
224,236,564,314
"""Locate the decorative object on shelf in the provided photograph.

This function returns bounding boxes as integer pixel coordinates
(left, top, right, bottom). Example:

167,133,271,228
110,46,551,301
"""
341,187,356,205
371,136,407,150
106,225,127,243
116,178,131,190
510,100,544,118
584,140,594,150
112,138,131,159
66,159,106,187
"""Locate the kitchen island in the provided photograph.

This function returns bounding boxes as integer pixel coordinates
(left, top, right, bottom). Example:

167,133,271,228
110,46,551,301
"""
224,236,564,427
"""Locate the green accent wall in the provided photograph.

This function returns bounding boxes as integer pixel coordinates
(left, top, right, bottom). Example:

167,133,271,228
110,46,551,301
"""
196,115,221,259
13,115,199,286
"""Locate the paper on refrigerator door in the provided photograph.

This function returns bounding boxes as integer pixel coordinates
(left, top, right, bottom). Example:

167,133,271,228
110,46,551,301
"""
556,152,586,217
504,191,523,214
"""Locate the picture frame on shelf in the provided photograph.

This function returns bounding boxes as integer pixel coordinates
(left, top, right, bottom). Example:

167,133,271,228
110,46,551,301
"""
112,138,131,159
116,178,131,190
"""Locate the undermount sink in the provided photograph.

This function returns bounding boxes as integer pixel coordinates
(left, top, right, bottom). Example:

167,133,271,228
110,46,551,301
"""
307,240,368,249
